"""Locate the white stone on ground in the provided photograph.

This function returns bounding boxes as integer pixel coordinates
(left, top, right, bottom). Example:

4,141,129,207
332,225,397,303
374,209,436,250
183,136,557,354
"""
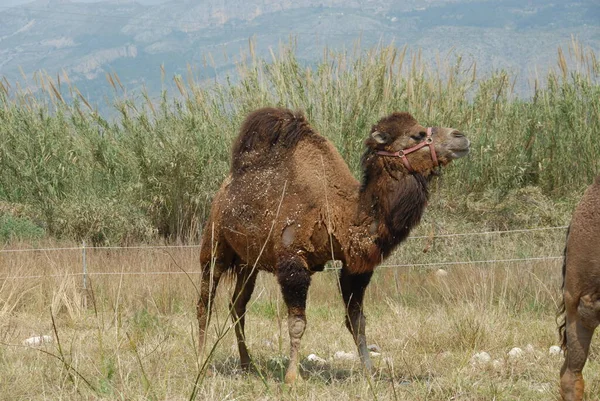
23,335,53,346
333,351,357,361
435,269,449,277
306,353,327,364
367,344,381,353
549,345,563,356
437,351,451,360
531,383,551,393
508,347,524,359
470,351,491,365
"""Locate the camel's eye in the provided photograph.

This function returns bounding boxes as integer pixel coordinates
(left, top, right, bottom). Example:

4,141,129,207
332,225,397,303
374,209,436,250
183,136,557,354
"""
411,132,426,141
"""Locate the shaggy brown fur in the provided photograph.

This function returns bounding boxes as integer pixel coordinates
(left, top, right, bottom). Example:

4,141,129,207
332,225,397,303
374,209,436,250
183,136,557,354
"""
559,175,600,401
231,107,324,174
197,107,470,383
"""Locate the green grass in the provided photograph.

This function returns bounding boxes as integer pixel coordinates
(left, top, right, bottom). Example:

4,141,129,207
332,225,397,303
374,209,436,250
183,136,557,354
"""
0,214,44,243
0,40,598,245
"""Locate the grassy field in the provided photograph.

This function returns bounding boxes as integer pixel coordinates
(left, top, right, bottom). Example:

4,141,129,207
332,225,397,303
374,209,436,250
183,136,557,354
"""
1,41,599,399
1,211,598,400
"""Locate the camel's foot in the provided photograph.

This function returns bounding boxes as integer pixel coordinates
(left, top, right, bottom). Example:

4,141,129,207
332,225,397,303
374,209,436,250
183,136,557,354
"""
284,366,304,384
200,366,215,378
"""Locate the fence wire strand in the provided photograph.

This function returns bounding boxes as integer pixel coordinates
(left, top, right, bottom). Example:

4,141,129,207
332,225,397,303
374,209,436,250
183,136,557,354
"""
0,225,568,281
0,225,568,254
0,256,563,280
406,225,568,239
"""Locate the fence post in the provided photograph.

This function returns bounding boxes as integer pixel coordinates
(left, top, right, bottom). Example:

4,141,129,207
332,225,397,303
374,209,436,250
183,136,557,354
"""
82,240,88,308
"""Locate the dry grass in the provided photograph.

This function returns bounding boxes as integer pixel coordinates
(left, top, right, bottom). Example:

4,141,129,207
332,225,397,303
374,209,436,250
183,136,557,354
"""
2,221,598,400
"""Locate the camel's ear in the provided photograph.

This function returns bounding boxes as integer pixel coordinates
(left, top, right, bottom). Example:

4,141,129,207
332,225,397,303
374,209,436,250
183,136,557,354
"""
371,130,390,144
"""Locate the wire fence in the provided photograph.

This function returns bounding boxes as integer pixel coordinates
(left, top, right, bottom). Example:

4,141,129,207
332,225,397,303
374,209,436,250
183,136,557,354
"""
0,256,563,281
0,225,568,282
0,225,569,254
0,244,200,253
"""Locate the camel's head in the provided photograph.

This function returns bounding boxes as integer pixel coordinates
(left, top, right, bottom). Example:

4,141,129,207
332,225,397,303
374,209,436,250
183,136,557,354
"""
366,112,470,175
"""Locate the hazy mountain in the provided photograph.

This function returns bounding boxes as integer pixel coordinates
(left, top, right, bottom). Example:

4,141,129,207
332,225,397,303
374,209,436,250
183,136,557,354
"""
0,0,598,110
2,0,167,6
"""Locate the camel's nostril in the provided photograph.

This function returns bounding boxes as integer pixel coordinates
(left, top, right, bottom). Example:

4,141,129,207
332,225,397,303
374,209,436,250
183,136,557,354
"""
452,131,465,138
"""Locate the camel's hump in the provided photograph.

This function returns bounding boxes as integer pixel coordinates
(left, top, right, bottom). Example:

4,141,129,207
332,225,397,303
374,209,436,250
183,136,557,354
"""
230,107,323,175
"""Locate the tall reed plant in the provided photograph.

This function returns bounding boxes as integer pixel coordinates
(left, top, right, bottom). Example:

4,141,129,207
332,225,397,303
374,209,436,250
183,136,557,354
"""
0,40,597,243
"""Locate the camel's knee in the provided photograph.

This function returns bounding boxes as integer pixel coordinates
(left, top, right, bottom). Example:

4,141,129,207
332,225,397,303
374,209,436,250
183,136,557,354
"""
197,277,214,305
560,369,585,401
196,298,206,319
577,294,600,329
288,315,306,340
197,298,209,322
197,282,218,322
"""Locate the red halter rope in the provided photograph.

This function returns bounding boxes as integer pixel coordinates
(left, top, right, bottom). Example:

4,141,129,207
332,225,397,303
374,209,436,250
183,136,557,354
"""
376,127,438,173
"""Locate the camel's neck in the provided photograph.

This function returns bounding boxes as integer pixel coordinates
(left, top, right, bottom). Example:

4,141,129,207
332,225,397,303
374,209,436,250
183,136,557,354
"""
349,154,429,268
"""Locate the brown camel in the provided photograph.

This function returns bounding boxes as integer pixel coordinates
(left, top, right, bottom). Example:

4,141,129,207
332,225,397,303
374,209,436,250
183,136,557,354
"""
559,175,600,400
197,107,470,383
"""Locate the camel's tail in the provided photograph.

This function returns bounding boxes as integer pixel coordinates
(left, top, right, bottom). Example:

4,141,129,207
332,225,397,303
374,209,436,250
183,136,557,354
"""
557,224,571,351
230,107,316,174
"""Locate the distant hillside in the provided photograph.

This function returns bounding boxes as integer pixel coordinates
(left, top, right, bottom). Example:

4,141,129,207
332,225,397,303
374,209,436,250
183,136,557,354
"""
0,0,598,111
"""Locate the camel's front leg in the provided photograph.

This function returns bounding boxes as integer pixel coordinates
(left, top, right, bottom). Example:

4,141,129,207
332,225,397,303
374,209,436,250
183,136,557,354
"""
277,256,311,384
560,294,600,401
339,269,374,373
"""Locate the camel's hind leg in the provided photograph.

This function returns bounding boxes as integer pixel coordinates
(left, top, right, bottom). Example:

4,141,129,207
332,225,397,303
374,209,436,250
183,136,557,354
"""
230,265,258,371
339,268,374,374
197,239,234,359
560,294,600,401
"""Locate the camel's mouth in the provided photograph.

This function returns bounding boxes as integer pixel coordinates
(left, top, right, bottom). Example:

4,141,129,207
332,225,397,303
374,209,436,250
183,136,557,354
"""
440,133,470,160
446,136,470,159
448,147,470,159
